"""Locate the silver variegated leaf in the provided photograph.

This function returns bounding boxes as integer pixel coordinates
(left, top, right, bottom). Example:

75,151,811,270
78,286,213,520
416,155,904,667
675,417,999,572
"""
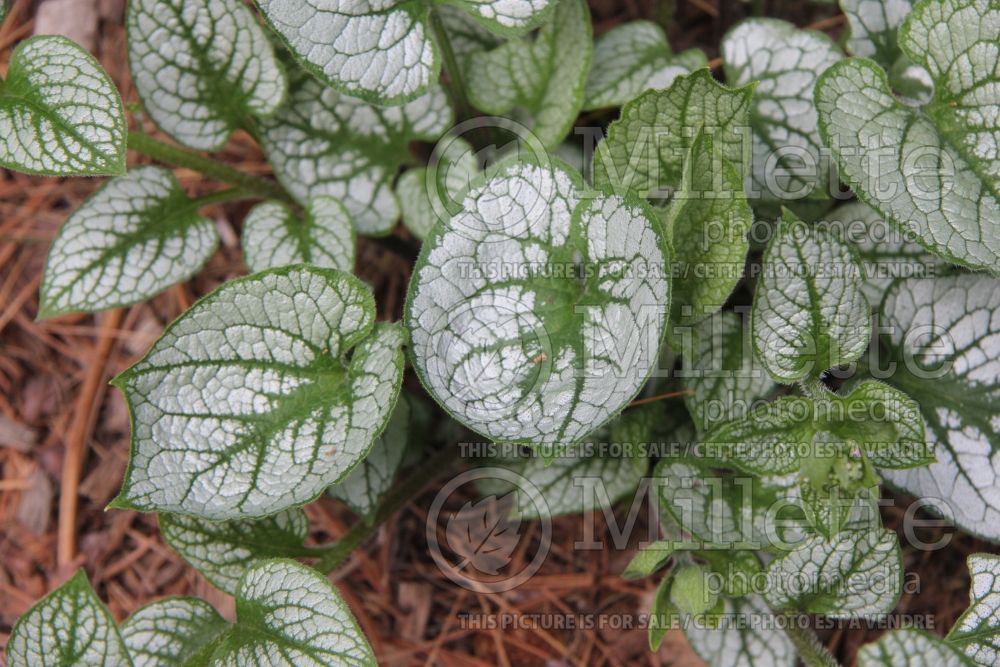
858,628,975,667
160,509,310,594
879,276,1000,542
948,554,1000,664
242,197,355,273
0,36,125,176
6,570,131,667
752,210,871,383
121,597,229,667
259,72,452,235
583,21,706,110
466,0,591,149
682,596,797,667
111,266,404,520
39,166,219,318
128,0,286,151
397,137,479,240
840,0,915,67
407,160,669,446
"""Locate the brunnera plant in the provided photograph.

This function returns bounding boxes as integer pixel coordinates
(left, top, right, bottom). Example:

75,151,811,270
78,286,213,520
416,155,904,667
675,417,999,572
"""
2,0,999,665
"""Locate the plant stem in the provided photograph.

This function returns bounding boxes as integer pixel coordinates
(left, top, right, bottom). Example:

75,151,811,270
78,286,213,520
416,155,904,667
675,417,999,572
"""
314,443,461,572
781,613,841,667
127,130,292,203
429,9,475,122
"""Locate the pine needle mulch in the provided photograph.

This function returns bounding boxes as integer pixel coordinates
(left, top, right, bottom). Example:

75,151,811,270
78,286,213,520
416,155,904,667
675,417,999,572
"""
0,1,996,666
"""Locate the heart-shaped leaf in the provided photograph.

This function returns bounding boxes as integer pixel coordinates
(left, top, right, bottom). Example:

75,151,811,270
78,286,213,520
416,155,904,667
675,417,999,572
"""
0,36,125,176
407,159,669,446
764,528,902,618
947,554,1000,663
242,196,355,273
160,509,310,594
6,570,131,667
259,72,452,235
878,275,1000,542
752,210,871,383
111,266,404,520
121,598,229,667
328,395,412,521
722,18,842,208
683,311,776,433
467,0,592,149
256,0,552,105
583,21,706,111
664,130,752,327
39,166,220,318
859,628,975,667
212,559,375,666
128,0,287,151
593,68,754,201
817,0,1000,273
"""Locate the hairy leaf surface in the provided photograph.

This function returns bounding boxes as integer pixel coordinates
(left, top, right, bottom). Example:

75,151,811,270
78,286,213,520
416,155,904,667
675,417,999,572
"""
260,72,452,235
407,160,669,446
39,166,218,318
128,0,286,151
112,266,404,519
0,36,125,176
6,570,131,667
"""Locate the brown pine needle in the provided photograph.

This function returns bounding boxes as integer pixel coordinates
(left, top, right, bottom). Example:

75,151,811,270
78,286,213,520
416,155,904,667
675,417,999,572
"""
628,389,692,407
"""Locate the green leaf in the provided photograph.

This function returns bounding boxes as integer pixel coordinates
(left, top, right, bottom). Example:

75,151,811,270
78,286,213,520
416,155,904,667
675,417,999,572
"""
833,380,930,469
764,528,902,618
583,21,706,110
817,0,1000,273
593,68,755,202
259,72,452,235
0,0,6,23
213,559,375,665
683,311,776,433
407,159,669,446
121,598,229,667
648,575,676,651
670,563,718,616
701,396,814,475
840,0,915,67
947,554,1000,664
682,596,797,667
623,540,674,580
6,570,132,667
466,0,592,149
398,137,479,240
858,628,975,667
160,509,310,594
128,0,286,151
663,130,752,327
39,166,220,318
828,200,945,309
111,266,405,519
752,210,871,383
722,18,841,208
879,275,1000,542
433,6,504,79
0,35,125,176
256,0,552,105
242,197,355,273
328,394,411,521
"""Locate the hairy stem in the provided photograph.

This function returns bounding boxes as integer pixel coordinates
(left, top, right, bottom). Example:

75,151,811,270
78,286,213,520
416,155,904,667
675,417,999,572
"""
315,443,461,572
781,613,841,667
127,131,292,203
